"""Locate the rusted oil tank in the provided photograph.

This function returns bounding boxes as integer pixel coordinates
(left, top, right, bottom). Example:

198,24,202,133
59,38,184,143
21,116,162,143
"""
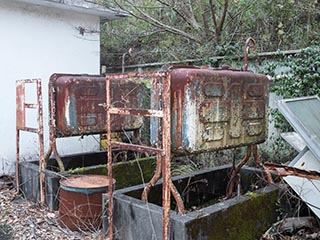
59,175,115,231
151,66,269,155
49,74,147,137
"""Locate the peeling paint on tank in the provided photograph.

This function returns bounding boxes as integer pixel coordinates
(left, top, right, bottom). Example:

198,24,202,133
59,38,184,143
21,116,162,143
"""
50,74,147,137
166,67,269,155
69,95,77,128
64,97,71,127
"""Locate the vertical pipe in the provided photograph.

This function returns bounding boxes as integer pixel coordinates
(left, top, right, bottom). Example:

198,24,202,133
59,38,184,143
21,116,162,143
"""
16,130,20,192
106,75,113,240
48,80,65,173
122,52,127,73
162,72,171,240
15,81,24,193
141,154,162,201
36,80,45,204
244,37,256,71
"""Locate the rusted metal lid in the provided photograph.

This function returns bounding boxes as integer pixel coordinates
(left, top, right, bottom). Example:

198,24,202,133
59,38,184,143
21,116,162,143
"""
60,175,115,194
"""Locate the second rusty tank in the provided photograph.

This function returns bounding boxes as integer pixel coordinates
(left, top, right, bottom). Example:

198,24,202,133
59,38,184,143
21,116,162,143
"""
151,66,269,155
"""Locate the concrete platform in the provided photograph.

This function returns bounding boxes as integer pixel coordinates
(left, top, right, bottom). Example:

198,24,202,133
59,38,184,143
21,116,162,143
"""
103,165,280,240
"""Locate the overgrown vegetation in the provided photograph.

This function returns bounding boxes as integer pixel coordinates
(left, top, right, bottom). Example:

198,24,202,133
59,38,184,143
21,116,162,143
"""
261,46,320,163
101,0,320,69
266,46,320,131
99,0,320,166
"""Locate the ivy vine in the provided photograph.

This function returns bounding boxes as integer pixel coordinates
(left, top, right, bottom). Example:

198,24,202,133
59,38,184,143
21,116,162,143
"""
266,46,320,132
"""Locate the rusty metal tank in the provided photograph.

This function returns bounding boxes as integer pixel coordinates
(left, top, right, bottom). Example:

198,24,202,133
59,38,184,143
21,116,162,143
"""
151,66,269,155
49,74,147,137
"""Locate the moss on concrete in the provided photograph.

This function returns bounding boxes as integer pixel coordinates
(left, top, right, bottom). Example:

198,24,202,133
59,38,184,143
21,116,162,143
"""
187,189,279,240
67,157,156,189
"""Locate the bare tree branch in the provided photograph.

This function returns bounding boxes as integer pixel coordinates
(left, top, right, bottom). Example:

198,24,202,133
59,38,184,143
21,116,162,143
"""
201,0,210,38
209,0,218,27
155,0,191,26
208,0,229,43
111,0,231,44
121,0,202,43
165,0,200,30
218,0,228,32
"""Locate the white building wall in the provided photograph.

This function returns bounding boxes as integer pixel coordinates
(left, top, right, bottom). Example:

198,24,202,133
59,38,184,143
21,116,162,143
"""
0,0,102,174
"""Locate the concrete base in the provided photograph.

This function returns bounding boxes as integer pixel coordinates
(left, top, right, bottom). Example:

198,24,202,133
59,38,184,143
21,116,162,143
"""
103,165,280,240
19,152,155,210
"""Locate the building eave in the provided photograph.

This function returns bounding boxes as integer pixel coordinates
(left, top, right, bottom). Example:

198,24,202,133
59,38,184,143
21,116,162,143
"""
14,0,129,20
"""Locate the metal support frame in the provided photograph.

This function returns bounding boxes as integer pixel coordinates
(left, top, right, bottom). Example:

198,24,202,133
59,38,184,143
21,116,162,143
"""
105,71,184,240
47,80,65,173
226,37,267,199
16,79,45,203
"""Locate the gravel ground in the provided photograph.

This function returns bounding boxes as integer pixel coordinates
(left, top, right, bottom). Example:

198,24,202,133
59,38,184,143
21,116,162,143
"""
0,176,106,240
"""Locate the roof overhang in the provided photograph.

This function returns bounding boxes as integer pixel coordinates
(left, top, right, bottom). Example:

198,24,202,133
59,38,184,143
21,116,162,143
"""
14,0,129,20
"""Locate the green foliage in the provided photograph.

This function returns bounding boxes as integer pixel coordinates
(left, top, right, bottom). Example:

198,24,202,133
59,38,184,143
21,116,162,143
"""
266,46,320,132
261,46,320,162
101,0,320,69
268,47,320,98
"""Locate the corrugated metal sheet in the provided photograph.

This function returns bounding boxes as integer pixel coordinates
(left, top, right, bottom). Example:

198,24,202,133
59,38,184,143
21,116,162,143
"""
284,148,320,218
278,96,320,219
278,96,320,159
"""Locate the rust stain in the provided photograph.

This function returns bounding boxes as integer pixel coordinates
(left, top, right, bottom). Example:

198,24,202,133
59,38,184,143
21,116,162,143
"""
153,67,269,155
263,162,320,180
49,73,147,137
16,79,45,203
105,71,182,240
59,175,114,231
244,37,256,71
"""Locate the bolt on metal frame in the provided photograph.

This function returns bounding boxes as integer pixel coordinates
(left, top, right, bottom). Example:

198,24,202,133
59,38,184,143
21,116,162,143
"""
16,79,45,203
105,70,183,240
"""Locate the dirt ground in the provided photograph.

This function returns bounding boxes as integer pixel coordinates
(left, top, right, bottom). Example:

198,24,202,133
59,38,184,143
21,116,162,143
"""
0,176,106,240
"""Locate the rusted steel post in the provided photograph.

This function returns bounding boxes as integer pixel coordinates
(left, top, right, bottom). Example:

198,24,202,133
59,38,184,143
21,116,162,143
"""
48,80,65,173
253,144,274,184
170,181,185,214
226,145,252,199
141,155,185,214
16,81,24,192
106,75,114,240
36,80,45,204
16,80,45,203
244,37,256,71
252,144,260,165
141,155,162,201
263,162,320,180
16,129,20,192
263,165,274,184
162,72,171,240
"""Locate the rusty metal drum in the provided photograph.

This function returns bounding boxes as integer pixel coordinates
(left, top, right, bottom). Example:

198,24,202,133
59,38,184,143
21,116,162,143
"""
151,66,269,155
59,175,115,231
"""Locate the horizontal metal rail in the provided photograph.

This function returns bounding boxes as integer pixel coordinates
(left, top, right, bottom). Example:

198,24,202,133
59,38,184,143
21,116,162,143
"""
264,162,320,180
24,103,38,109
110,141,164,155
17,127,38,133
109,107,163,118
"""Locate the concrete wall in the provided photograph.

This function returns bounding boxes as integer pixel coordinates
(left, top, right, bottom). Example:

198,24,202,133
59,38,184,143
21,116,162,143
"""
0,0,102,174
